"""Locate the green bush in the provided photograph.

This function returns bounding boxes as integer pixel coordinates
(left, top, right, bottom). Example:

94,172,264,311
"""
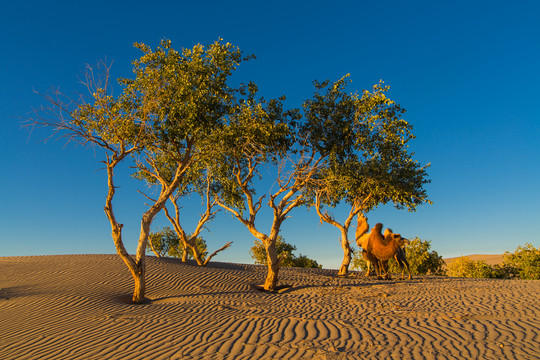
447,244,539,279
503,243,540,280
446,256,494,278
250,236,322,268
351,237,445,276
351,252,368,272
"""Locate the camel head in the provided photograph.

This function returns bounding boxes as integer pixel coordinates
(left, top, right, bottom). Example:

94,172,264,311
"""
385,233,408,247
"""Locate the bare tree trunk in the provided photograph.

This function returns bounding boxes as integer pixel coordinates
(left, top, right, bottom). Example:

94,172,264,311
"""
264,240,280,291
181,244,188,262
188,242,204,266
338,228,352,276
104,158,147,304
132,261,146,303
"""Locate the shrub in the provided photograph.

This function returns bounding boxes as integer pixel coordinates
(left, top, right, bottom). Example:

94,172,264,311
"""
503,243,540,280
446,256,494,278
351,237,445,276
351,253,369,272
447,244,539,279
250,236,322,268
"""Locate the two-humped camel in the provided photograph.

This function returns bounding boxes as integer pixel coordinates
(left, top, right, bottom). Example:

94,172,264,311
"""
355,217,412,280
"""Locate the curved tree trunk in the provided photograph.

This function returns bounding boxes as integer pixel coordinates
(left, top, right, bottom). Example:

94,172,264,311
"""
105,159,147,304
188,242,205,266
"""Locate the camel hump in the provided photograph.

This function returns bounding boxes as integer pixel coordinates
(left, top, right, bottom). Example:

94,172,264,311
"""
355,215,369,247
365,223,384,253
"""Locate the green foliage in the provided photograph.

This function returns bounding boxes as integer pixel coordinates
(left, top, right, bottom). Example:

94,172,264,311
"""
351,237,445,275
503,243,540,280
305,78,431,212
391,238,445,275
210,84,295,213
250,237,322,269
351,252,369,272
446,244,539,279
446,257,494,278
148,227,178,257
148,227,207,260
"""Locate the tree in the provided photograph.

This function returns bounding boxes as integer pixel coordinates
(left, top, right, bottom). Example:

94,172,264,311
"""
29,39,248,303
310,80,431,275
212,84,303,291
215,77,371,291
147,227,209,261
250,236,322,268
147,227,179,258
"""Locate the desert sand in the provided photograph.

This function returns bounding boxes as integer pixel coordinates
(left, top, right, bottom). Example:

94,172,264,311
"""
0,255,538,360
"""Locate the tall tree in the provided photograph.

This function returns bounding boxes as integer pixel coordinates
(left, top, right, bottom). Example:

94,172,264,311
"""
29,39,247,303
212,84,297,291
215,76,369,291
311,81,431,275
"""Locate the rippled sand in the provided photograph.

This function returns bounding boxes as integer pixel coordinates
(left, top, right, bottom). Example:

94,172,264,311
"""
1,255,538,359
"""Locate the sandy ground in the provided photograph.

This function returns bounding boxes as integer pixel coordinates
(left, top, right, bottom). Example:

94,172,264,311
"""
0,255,538,360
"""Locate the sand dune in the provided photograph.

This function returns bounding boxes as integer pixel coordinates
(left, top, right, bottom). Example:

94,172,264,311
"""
1,255,539,359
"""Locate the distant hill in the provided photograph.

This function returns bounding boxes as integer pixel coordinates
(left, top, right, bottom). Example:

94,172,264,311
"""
444,254,504,266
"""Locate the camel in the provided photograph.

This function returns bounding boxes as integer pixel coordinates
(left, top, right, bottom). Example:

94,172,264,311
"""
356,217,411,280
364,223,409,280
382,228,412,280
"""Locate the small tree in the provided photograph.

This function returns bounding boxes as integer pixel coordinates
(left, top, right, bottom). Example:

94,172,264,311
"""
215,77,372,290
147,227,179,257
143,165,232,266
503,243,540,280
29,39,248,303
147,227,209,261
250,237,322,268
310,80,431,275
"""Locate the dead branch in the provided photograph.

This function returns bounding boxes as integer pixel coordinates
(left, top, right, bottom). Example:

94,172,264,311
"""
203,242,233,266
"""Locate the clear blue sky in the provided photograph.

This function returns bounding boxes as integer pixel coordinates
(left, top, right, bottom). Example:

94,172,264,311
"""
1,0,539,268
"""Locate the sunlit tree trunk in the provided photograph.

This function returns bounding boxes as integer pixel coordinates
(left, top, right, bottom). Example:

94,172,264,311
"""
338,228,352,276
264,239,280,291
104,158,146,303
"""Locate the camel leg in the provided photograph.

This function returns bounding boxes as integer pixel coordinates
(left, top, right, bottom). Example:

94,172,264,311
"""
381,260,391,280
394,247,412,280
403,257,412,280
394,254,405,280
362,251,378,277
